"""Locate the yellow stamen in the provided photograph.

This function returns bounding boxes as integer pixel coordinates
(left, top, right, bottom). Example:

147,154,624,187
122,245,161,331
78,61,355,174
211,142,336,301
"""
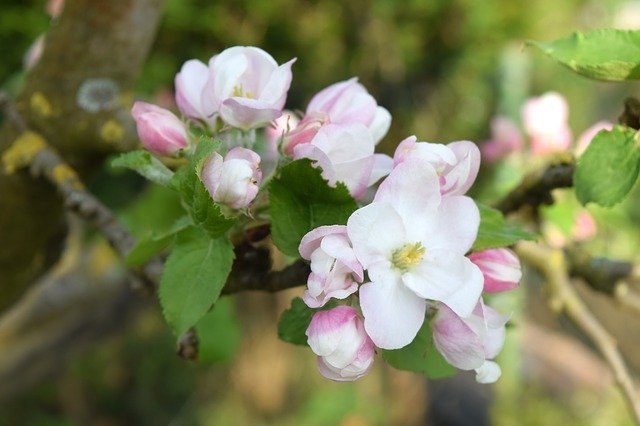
392,242,426,272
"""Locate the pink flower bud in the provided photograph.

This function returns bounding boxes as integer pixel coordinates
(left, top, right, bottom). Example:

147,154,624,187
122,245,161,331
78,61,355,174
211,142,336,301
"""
522,92,572,155
200,147,262,209
481,116,524,163
201,46,296,130
468,248,521,293
131,102,188,156
432,300,508,383
572,210,597,242
306,306,375,382
299,225,363,308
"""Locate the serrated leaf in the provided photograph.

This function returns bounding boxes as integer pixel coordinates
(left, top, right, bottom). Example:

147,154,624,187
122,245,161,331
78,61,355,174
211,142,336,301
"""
159,226,235,336
382,321,456,379
473,203,536,251
125,216,191,267
529,29,640,81
111,150,174,186
195,297,241,364
575,126,640,207
174,138,236,238
269,160,358,257
278,297,337,346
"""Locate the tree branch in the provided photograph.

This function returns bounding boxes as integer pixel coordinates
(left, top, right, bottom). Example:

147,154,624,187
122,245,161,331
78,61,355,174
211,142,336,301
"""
516,241,640,423
0,0,164,308
494,156,574,215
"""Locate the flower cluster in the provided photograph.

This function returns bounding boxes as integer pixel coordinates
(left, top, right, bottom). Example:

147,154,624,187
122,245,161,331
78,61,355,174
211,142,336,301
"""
130,45,522,384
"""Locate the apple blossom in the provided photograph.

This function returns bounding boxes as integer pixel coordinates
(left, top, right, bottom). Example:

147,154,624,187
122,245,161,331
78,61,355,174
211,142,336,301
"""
347,157,483,349
200,147,262,209
131,101,188,156
306,306,375,381
175,59,211,123
432,300,508,383
283,78,391,154
299,225,364,308
522,92,572,155
468,248,522,293
393,136,480,196
201,46,295,130
293,124,392,199
481,116,523,163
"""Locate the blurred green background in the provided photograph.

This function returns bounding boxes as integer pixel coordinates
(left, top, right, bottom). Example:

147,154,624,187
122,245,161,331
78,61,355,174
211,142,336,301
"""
2,0,640,425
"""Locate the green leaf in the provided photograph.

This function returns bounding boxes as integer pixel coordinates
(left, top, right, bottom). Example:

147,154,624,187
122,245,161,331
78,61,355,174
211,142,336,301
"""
111,150,174,187
159,226,235,336
278,297,337,346
269,159,358,257
195,297,241,364
474,203,536,251
174,138,236,238
382,321,456,379
278,297,315,346
125,216,191,267
575,126,640,207
529,29,640,81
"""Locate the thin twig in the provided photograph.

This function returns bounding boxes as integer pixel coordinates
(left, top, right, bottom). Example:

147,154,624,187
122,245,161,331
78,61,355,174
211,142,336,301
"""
517,241,640,424
494,157,574,215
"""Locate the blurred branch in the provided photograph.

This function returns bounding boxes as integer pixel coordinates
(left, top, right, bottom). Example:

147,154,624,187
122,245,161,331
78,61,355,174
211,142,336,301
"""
0,0,164,307
494,156,574,215
517,241,640,424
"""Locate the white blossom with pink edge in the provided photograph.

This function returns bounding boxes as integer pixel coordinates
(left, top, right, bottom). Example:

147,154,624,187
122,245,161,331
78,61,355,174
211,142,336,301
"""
200,46,295,130
393,136,481,196
131,102,188,156
200,147,262,209
481,116,524,163
347,158,483,349
306,306,375,382
283,77,391,155
175,59,211,123
299,225,364,308
432,299,508,383
522,92,572,155
293,124,393,199
468,248,522,294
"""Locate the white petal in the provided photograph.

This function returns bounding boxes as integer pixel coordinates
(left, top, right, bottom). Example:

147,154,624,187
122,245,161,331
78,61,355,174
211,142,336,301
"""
432,304,485,370
475,360,502,384
369,106,392,144
347,202,406,268
359,279,426,349
403,252,483,318
425,195,479,255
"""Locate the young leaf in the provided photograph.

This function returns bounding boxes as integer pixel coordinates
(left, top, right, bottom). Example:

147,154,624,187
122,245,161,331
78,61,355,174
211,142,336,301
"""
269,159,358,257
529,29,640,81
473,203,536,251
159,226,235,336
125,216,191,267
278,297,315,346
111,150,174,187
278,297,336,346
575,126,640,207
195,297,241,364
381,321,456,379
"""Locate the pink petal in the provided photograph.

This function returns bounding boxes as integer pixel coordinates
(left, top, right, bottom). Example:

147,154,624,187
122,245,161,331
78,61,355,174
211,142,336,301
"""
220,97,282,130
175,59,210,120
432,304,486,370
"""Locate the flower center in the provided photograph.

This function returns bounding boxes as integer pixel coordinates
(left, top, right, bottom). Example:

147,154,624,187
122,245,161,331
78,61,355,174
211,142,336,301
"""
232,84,254,99
391,242,425,272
